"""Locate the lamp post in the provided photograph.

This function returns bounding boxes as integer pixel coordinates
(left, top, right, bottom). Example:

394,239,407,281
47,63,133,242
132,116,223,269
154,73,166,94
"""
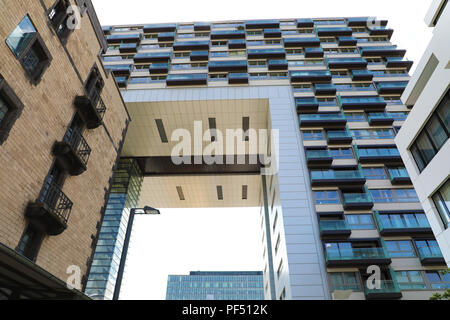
113,206,160,300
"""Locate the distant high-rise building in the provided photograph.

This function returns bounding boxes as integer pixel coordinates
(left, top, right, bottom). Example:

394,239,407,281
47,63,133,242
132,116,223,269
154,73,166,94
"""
166,271,264,300
396,0,450,267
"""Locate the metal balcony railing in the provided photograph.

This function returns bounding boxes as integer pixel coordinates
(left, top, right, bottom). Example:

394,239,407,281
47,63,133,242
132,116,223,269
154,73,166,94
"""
38,178,73,224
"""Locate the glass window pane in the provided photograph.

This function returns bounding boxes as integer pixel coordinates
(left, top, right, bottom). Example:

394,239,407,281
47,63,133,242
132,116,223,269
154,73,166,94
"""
437,94,450,132
6,15,37,58
416,131,436,163
426,115,448,150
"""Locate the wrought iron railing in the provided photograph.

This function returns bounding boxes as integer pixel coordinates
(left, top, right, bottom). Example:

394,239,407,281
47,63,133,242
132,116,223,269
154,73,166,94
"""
38,178,73,223
63,127,91,166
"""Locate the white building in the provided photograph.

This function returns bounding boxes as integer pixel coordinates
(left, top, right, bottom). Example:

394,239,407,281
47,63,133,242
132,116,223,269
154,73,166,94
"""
395,0,450,266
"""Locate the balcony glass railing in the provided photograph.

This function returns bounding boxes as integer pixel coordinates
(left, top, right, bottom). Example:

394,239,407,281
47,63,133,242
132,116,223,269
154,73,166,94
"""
352,70,373,78
339,96,386,105
228,73,248,80
320,220,351,232
367,113,394,122
310,169,364,181
290,70,332,79
209,60,247,68
417,247,444,260
375,82,408,91
356,148,400,157
327,130,352,140
296,97,319,106
342,192,373,205
364,280,401,296
314,83,336,92
388,168,410,180
300,113,345,121
375,212,430,231
306,149,332,160
166,73,207,81
325,247,388,261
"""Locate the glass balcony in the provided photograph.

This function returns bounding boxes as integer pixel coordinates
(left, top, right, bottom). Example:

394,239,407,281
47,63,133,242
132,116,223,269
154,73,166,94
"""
228,72,248,84
284,37,321,48
417,247,445,265
247,49,286,59
347,17,369,26
208,60,248,72
385,57,413,71
149,63,170,74
327,129,352,144
368,27,394,38
306,150,333,167
246,20,280,29
119,43,138,53
320,220,351,237
264,28,282,38
364,280,402,300
374,212,431,236
338,96,386,110
143,23,177,33
342,192,374,210
360,46,406,58
305,47,324,58
228,39,246,49
326,58,367,69
158,32,175,41
296,18,314,28
106,64,132,76
268,59,288,71
134,52,172,63
166,73,207,86
354,146,402,163
106,33,141,44
351,70,373,81
194,22,211,31
290,70,332,83
310,169,366,186
173,41,210,51
299,112,346,128
338,36,357,46
387,168,411,184
211,30,246,39
316,27,353,36
190,51,209,61
314,83,336,95
325,247,390,266
367,113,395,125
296,97,319,113
375,82,408,94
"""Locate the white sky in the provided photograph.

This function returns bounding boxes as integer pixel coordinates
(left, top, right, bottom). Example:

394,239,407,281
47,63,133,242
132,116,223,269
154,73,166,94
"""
90,0,435,300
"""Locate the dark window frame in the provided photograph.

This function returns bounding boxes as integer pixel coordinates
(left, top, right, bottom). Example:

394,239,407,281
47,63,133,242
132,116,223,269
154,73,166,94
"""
0,76,25,145
6,15,52,85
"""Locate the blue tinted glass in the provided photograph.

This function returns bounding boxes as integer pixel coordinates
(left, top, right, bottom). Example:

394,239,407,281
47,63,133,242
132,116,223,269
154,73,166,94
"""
6,15,37,57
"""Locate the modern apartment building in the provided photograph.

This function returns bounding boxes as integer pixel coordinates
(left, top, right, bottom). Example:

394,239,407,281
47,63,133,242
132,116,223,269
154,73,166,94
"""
0,0,130,299
92,16,450,300
166,271,264,300
395,0,450,268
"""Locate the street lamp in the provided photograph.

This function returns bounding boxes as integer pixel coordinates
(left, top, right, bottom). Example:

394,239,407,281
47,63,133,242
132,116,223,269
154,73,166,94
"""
113,206,160,300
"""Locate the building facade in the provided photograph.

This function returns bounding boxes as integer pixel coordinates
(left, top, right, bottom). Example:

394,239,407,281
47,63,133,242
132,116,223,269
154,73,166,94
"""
96,16,450,300
166,271,264,300
395,0,450,267
0,0,130,299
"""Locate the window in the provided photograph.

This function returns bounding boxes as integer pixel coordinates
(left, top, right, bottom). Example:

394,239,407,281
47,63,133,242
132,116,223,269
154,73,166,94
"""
6,15,52,84
302,130,324,140
275,234,281,254
385,240,416,258
48,0,74,43
395,271,427,290
432,178,450,229
363,167,387,180
345,214,374,229
351,129,395,139
273,210,278,232
85,65,104,101
0,76,25,145
279,287,286,300
277,259,283,279
370,189,419,203
16,225,44,262
329,148,353,159
317,98,336,106
314,191,340,204
388,112,409,121
415,239,443,258
329,272,361,291
410,89,450,171
425,271,450,289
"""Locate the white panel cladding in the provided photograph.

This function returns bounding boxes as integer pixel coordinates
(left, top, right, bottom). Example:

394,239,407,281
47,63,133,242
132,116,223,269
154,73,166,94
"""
121,85,330,299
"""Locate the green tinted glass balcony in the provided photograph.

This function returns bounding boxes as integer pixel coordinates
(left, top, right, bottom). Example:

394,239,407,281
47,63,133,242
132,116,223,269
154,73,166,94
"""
296,98,319,113
304,47,324,58
327,129,352,144
374,212,431,236
211,30,246,39
208,60,248,72
247,49,286,59
299,112,346,129
417,247,445,265
290,70,332,82
326,58,367,69
360,46,405,57
325,247,390,266
284,38,321,48
228,72,248,84
364,280,402,300
354,146,401,163
375,82,408,94
352,70,374,81
296,18,314,27
246,20,280,29
338,36,357,46
314,83,336,95
342,192,374,210
306,150,333,167
338,96,386,110
367,112,395,125
387,168,411,184
316,27,353,36
310,169,365,186
385,57,413,71
320,221,351,237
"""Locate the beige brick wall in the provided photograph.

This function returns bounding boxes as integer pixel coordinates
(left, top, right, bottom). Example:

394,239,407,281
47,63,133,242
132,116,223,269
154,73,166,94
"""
0,0,129,284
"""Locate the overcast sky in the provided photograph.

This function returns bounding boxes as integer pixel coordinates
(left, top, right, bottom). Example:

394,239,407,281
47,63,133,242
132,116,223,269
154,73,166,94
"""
90,0,435,300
